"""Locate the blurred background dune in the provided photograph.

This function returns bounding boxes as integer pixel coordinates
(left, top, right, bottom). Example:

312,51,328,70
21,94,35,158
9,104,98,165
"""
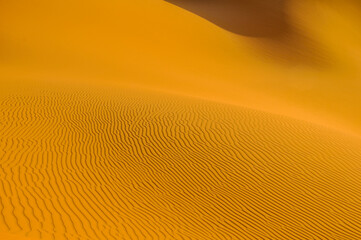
165,0,290,37
1,0,361,135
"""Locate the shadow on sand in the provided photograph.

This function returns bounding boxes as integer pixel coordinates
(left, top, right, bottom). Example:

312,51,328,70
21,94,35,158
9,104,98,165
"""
165,0,329,66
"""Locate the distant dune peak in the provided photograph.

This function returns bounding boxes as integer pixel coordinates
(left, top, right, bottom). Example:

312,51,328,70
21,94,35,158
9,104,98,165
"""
165,0,290,37
165,0,327,66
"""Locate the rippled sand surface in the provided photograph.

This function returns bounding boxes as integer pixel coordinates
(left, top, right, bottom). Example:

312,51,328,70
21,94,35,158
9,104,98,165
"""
1,0,361,239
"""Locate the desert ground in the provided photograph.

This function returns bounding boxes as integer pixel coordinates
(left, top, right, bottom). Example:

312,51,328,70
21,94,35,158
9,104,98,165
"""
1,0,361,239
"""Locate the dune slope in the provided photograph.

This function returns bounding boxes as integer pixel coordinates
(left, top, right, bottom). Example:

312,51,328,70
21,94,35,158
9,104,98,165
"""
1,83,361,239
165,0,290,37
2,0,361,134
2,0,361,239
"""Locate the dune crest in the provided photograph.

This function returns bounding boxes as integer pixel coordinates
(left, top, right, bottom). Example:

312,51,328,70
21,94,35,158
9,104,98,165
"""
165,0,328,66
165,0,290,37
2,0,361,134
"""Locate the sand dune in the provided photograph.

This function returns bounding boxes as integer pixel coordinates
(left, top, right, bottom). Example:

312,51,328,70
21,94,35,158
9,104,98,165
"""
163,0,340,67
1,82,361,239
2,0,361,134
165,0,289,37
1,0,361,239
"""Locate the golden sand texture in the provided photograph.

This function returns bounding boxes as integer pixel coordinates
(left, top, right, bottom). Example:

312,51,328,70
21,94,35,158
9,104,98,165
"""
1,83,361,239
0,233,35,240
2,0,361,134
2,0,361,239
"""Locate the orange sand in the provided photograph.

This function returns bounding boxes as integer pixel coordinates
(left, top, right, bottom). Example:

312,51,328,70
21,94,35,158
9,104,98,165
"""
1,0,361,239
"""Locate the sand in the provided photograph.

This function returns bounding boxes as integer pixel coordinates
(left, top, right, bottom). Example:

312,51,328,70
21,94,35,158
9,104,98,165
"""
1,0,361,239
